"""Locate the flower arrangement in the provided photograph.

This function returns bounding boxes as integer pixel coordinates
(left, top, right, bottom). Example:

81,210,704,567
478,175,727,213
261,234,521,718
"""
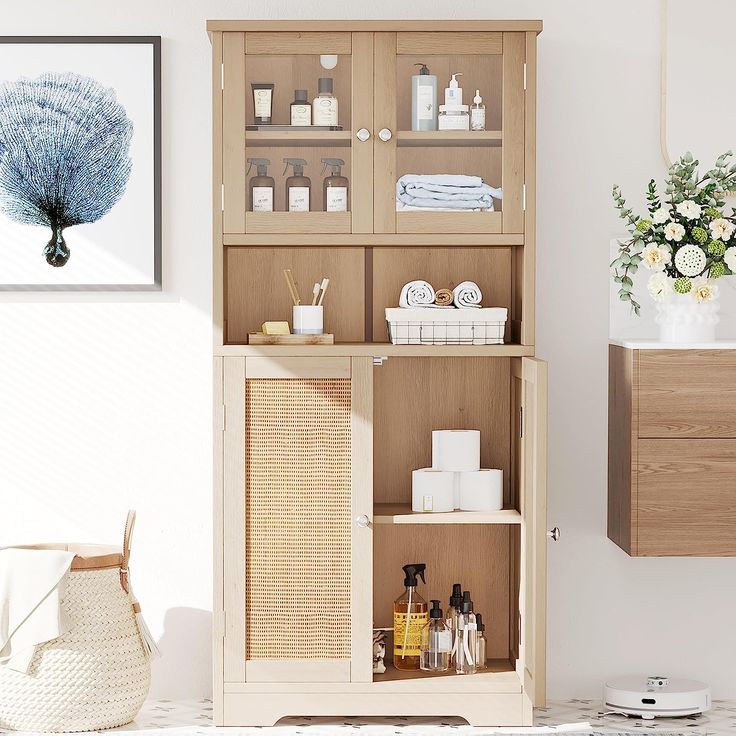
612,151,736,314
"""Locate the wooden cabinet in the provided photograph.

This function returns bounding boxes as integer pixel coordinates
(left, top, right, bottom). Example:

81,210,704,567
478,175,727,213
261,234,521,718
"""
609,344,736,556
210,20,546,727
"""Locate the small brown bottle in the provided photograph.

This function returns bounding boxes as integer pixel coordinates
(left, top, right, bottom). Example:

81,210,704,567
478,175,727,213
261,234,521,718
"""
246,158,274,212
283,158,311,212
393,563,428,671
321,158,349,212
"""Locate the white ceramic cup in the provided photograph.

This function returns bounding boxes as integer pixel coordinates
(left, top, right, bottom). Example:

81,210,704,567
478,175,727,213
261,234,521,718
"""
293,305,324,335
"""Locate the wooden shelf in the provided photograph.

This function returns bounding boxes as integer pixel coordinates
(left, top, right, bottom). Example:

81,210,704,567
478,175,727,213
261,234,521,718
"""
245,130,352,147
216,343,535,357
372,661,520,693
223,233,524,246
244,211,351,234
373,504,522,525
397,130,503,147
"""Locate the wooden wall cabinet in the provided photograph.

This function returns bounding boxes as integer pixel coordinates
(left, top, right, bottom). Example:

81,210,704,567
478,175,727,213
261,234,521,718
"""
210,20,546,727
609,343,736,556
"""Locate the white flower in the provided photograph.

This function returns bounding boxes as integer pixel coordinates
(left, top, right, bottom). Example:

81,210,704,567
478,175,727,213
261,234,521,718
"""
674,243,707,277
652,207,670,224
647,273,671,302
725,246,736,272
664,222,686,241
691,276,719,303
676,199,702,220
641,242,671,271
709,217,735,241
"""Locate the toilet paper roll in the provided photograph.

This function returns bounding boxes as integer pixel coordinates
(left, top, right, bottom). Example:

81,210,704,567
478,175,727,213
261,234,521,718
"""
432,430,481,473
412,468,455,513
458,469,503,511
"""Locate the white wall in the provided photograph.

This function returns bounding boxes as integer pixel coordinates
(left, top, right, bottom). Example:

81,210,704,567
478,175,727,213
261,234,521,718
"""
2,0,736,702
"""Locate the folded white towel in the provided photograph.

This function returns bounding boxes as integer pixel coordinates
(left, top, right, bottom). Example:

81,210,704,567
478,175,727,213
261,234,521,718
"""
396,175,503,211
0,548,74,673
453,281,483,308
399,280,435,308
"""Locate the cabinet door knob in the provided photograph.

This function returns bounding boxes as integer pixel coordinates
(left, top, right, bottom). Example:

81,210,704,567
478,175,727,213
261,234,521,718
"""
547,527,561,541
356,127,371,142
355,514,371,528
378,127,393,142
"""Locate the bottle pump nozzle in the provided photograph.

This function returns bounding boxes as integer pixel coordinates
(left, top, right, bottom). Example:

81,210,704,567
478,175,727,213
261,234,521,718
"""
449,582,462,608
402,563,426,586
414,62,430,75
429,599,443,619
321,157,345,175
247,157,270,176
475,613,485,632
449,73,462,88
461,590,474,614
283,157,308,176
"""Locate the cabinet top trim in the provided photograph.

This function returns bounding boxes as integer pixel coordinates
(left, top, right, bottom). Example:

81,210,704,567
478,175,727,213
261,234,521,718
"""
207,19,543,33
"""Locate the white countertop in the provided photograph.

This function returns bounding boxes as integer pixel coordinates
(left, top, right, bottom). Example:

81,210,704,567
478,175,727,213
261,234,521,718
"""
610,338,736,349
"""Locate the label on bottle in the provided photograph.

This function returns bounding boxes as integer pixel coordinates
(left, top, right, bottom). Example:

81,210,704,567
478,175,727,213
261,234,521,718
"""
313,97,338,126
438,113,469,131
252,186,273,212
471,107,486,131
326,186,347,212
393,611,429,657
291,104,311,126
253,89,272,118
288,186,310,212
416,84,434,120
437,629,453,653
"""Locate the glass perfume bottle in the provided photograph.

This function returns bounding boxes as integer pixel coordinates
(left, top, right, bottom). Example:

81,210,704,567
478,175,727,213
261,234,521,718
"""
475,613,487,670
446,583,462,665
420,600,451,672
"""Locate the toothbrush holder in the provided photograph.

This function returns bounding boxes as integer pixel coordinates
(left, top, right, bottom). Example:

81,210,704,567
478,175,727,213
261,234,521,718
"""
293,305,324,335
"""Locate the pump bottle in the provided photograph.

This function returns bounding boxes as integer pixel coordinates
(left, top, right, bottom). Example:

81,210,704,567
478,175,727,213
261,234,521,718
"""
321,158,349,212
420,600,451,672
393,563,428,671
471,90,486,131
313,78,338,126
411,63,437,131
455,590,477,675
446,583,462,664
246,158,275,212
474,613,487,670
283,158,311,212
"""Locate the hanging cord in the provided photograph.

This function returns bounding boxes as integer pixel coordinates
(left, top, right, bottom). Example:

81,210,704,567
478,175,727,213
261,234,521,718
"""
660,0,672,168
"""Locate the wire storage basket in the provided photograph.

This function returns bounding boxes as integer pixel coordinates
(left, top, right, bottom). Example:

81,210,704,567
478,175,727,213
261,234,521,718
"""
385,307,507,345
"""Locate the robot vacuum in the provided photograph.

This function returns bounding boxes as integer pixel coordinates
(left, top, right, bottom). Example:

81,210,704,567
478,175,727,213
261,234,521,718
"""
604,676,711,719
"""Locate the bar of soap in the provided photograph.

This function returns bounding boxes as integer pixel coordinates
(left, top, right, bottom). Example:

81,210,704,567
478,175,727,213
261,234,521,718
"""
261,321,290,335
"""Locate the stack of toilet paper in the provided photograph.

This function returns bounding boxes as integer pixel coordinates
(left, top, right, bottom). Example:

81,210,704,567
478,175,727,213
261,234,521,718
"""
411,430,503,513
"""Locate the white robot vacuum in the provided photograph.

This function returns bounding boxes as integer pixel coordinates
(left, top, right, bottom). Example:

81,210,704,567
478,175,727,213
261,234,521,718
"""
604,676,711,719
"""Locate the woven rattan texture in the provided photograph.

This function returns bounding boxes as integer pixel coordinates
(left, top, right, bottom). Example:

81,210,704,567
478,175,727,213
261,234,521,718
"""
0,567,150,732
245,378,352,660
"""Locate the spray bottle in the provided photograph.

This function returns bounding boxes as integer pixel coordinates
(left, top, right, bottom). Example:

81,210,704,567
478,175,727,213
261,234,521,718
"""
246,158,275,212
393,563,428,671
447,582,462,664
321,158,349,212
475,613,487,670
283,158,311,212
455,590,477,675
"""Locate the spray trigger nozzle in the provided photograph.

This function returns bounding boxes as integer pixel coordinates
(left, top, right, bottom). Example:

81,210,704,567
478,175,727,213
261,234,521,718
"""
247,157,271,176
402,563,426,586
283,157,308,176
321,157,345,175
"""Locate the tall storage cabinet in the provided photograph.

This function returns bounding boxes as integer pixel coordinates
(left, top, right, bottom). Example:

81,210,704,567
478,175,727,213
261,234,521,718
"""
210,20,547,727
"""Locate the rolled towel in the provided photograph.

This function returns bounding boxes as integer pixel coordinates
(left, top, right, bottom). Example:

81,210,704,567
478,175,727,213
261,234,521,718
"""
453,281,483,308
399,280,435,308
434,288,453,306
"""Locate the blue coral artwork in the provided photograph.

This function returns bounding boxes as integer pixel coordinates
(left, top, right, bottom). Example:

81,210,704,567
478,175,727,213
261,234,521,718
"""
0,38,161,290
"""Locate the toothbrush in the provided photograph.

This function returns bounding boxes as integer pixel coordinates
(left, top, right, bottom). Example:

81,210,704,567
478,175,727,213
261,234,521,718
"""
317,277,330,306
311,282,320,305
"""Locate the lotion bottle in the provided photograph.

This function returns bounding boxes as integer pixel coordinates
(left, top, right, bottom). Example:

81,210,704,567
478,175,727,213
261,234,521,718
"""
411,63,437,131
283,158,311,212
471,90,486,131
312,78,338,126
393,563,428,671
420,600,451,672
321,158,349,212
246,158,274,212
290,89,312,126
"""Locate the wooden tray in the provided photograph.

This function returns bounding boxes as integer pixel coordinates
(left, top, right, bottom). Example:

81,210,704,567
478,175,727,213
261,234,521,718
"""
248,333,335,345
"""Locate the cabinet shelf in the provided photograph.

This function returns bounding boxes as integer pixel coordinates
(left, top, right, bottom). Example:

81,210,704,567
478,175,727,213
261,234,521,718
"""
397,130,503,147
373,504,521,525
216,343,535,357
245,130,352,147
373,661,519,692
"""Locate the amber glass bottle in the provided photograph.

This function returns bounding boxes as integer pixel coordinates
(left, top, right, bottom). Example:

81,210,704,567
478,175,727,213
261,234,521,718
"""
393,563,428,671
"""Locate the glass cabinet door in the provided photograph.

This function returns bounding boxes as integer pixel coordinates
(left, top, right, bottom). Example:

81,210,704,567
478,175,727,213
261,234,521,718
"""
373,31,527,235
221,32,374,235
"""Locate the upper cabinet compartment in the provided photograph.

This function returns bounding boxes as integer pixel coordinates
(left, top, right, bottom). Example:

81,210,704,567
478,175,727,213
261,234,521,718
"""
373,32,526,235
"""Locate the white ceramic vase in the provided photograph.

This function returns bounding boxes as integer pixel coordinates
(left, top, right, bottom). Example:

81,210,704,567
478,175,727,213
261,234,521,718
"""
655,292,720,343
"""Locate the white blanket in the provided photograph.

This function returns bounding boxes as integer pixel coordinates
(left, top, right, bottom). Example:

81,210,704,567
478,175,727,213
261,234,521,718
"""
453,281,483,308
0,548,74,673
399,280,436,308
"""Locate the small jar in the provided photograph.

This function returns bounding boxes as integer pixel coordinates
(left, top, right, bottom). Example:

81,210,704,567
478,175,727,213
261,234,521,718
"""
438,104,469,131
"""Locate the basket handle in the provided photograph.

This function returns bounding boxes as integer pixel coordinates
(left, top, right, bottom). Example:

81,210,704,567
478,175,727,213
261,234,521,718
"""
120,510,136,593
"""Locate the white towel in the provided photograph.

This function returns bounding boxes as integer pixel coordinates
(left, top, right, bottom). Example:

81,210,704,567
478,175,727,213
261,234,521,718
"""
399,280,435,308
453,281,483,308
0,548,74,673
396,174,502,210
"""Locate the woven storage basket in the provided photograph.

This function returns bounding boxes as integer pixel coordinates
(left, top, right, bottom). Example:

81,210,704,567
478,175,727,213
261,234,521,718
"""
0,511,152,732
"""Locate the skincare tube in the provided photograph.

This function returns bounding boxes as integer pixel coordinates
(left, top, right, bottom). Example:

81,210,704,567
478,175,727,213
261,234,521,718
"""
252,83,274,124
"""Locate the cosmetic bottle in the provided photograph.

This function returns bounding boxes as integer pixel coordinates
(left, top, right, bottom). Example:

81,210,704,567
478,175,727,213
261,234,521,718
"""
474,613,487,670
246,158,275,212
444,73,464,107
321,158,349,212
283,158,311,212
313,78,338,126
393,563,428,671
420,600,451,672
438,72,469,131
251,83,274,125
290,89,312,126
455,590,477,675
446,583,462,664
411,63,437,131
471,90,486,131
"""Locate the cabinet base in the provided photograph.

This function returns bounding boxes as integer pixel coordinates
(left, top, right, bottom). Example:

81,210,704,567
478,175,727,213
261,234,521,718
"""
219,692,531,727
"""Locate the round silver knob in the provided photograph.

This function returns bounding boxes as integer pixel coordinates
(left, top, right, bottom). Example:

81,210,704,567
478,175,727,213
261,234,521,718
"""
547,527,561,541
378,127,393,142
355,514,371,528
356,128,371,142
